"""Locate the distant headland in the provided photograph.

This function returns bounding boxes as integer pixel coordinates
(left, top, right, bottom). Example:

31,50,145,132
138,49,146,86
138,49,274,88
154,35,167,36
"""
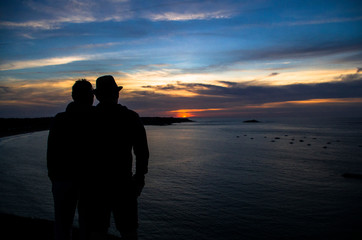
0,117,194,138
243,119,260,123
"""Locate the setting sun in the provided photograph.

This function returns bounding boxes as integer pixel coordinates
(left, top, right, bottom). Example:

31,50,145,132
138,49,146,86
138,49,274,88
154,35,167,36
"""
175,112,194,118
170,108,224,118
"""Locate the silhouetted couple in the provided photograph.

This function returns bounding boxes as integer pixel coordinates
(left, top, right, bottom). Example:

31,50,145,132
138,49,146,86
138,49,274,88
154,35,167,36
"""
47,76,149,240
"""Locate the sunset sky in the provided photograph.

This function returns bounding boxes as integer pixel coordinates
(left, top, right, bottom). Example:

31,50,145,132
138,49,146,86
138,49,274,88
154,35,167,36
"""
1,0,362,118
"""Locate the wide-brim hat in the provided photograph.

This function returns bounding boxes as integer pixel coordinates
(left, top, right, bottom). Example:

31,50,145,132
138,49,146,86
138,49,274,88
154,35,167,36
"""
94,75,123,94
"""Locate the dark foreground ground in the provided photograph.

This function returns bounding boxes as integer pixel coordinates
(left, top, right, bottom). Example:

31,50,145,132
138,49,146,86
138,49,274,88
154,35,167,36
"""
0,117,193,138
1,212,121,240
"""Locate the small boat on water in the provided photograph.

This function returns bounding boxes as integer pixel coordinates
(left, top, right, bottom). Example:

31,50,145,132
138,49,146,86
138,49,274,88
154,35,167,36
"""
342,173,362,180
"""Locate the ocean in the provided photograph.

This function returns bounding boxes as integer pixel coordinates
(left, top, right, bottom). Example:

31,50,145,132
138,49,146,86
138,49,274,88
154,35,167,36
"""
1,117,362,239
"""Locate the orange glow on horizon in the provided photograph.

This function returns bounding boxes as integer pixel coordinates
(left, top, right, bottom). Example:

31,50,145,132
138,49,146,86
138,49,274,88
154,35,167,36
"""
245,98,362,109
166,98,362,117
169,108,224,118
175,112,195,118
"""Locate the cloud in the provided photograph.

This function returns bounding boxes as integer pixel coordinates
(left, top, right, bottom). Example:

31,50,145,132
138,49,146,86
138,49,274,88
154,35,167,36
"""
0,0,130,30
147,10,233,21
79,42,123,49
143,84,179,91
0,20,60,30
138,0,249,21
126,77,362,117
268,72,279,77
0,79,73,115
0,0,242,31
0,86,11,93
231,14,362,31
0,56,87,71
281,16,362,27
141,74,362,105
218,81,238,87
0,15,109,30
226,41,362,65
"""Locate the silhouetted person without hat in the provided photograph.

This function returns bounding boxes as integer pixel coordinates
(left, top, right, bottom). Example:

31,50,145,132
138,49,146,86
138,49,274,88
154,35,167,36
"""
84,75,149,240
47,79,94,240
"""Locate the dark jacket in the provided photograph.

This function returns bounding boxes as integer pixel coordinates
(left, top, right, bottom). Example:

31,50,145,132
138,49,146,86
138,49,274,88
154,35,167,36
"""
92,103,149,183
47,102,94,182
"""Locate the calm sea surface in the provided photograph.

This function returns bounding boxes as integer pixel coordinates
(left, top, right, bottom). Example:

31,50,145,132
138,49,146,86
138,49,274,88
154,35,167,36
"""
1,117,362,239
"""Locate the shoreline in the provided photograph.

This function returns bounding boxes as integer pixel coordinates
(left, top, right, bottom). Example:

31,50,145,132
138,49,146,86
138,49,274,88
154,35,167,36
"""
0,117,194,138
0,212,121,239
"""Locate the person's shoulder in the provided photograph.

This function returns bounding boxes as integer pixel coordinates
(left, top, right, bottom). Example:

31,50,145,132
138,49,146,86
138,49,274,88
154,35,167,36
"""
118,105,140,118
54,111,67,120
49,111,68,130
53,102,75,119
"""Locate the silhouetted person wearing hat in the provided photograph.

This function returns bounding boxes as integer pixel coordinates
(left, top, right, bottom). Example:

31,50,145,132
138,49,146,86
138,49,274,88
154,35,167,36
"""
47,79,94,240
84,75,149,240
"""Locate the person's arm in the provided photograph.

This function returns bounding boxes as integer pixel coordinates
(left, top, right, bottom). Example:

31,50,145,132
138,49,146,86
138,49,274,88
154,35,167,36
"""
47,115,61,181
133,114,149,176
132,113,149,196
47,113,68,181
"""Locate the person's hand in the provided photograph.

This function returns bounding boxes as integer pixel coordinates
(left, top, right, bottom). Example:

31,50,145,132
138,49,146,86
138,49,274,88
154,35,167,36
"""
133,174,145,197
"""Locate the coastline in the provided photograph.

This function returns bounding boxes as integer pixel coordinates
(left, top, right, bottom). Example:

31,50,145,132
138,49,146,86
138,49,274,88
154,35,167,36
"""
0,117,193,138
0,212,121,240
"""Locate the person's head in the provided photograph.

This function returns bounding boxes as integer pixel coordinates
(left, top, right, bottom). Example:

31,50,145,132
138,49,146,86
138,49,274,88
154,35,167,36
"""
72,79,94,106
94,75,123,104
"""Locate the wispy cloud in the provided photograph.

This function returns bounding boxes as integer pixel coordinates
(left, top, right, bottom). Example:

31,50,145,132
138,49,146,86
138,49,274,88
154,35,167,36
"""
0,0,129,30
244,98,362,109
0,79,74,106
80,42,123,49
0,20,60,30
282,16,362,26
268,72,279,77
147,10,233,21
232,16,362,30
0,14,100,29
226,42,362,65
0,0,239,30
0,78,75,117
0,56,87,71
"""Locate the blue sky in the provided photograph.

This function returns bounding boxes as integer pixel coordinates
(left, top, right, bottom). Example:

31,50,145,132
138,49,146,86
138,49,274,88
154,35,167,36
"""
0,0,361,118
